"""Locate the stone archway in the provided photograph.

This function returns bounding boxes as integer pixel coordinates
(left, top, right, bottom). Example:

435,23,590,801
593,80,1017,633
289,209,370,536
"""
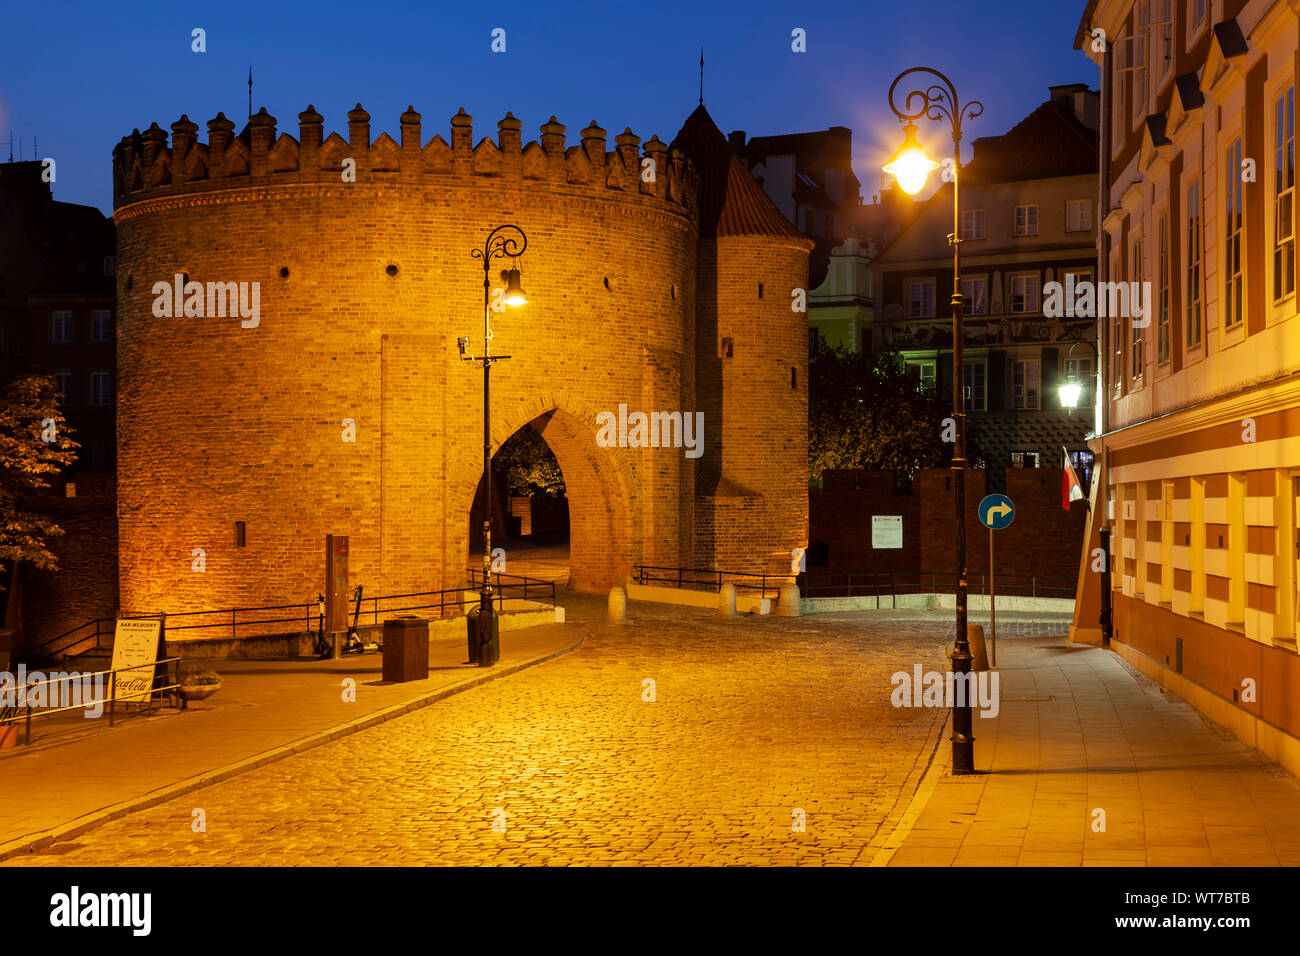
451,391,638,592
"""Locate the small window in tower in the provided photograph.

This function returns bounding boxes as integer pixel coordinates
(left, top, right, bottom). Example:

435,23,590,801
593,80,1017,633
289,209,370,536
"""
758,283,764,298
791,366,797,389
720,337,733,358
235,521,247,548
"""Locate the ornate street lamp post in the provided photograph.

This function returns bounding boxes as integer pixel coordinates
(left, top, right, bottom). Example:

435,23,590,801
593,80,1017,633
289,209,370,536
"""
884,68,982,774
461,224,528,666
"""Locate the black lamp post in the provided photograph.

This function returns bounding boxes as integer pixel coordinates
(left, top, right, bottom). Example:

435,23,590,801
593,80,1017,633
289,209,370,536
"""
884,67,982,775
461,224,528,667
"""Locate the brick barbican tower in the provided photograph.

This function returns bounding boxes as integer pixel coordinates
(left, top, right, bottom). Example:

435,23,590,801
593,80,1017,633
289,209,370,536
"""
110,103,811,621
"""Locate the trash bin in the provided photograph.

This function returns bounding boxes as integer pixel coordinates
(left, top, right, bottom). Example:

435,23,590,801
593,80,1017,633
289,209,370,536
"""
382,616,429,682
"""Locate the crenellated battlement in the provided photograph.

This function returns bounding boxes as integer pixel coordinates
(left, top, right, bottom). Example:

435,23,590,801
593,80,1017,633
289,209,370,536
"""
112,104,698,218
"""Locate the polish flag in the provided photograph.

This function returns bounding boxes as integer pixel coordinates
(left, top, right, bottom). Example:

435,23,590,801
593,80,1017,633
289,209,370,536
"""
1062,446,1084,510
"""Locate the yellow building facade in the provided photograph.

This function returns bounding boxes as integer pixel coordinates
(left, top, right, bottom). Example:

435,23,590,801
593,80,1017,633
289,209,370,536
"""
1074,0,1300,772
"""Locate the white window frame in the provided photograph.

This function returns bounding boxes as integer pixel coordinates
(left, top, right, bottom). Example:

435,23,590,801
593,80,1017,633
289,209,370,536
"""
906,278,936,319
91,309,112,343
1225,136,1245,330
1275,85,1295,304
1131,236,1144,380
1013,204,1039,237
1011,358,1040,410
1187,176,1203,348
1066,199,1092,233
51,310,73,344
53,371,72,408
89,371,111,408
1009,273,1040,314
905,359,937,394
960,209,985,240
963,359,986,412
959,276,987,315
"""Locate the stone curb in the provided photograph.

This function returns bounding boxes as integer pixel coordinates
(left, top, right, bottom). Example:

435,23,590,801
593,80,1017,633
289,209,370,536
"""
0,632,588,861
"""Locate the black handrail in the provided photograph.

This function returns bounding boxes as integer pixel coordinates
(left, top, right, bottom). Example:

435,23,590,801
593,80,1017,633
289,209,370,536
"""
33,573,563,663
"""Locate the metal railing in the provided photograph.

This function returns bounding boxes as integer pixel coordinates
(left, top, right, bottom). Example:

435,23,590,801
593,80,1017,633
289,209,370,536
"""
632,565,792,596
33,573,561,663
797,571,1077,601
0,656,183,747
466,570,558,608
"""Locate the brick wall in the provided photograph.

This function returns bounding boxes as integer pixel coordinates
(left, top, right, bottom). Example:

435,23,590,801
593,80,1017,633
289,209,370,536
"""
810,467,1086,591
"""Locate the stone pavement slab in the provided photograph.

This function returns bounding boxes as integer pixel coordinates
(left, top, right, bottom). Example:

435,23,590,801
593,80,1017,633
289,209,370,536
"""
883,635,1300,866
0,616,584,859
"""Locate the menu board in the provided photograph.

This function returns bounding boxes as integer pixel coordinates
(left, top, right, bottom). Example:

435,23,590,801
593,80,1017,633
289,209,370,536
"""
110,617,163,703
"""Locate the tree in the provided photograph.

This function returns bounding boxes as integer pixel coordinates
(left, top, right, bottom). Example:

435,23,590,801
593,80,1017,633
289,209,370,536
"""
0,374,79,577
808,342,981,482
493,425,565,497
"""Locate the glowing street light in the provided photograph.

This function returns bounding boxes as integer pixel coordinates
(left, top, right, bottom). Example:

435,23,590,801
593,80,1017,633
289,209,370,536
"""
882,122,940,196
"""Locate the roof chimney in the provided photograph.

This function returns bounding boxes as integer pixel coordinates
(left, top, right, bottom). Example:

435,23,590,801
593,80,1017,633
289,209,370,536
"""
728,130,746,153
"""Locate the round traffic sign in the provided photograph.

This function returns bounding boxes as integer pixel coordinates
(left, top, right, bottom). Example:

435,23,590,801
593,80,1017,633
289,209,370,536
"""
978,493,1015,530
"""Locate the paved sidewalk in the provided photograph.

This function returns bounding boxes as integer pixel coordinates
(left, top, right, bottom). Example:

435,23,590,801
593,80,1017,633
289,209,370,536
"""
883,636,1300,866
0,614,585,858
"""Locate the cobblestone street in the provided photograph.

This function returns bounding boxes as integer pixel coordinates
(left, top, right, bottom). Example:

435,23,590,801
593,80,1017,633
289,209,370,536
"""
5,605,953,866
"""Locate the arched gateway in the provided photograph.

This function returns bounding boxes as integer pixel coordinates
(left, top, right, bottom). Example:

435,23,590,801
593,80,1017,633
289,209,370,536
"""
111,102,810,617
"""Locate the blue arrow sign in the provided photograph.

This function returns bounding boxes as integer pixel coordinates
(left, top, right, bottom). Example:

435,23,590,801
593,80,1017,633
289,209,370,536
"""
978,493,1015,530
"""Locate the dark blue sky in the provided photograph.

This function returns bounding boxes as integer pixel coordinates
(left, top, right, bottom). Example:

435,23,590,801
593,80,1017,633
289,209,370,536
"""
0,1,1094,215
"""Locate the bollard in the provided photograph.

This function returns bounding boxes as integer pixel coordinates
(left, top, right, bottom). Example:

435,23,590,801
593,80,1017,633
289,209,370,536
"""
718,583,737,617
776,582,802,618
951,623,990,672
608,586,627,622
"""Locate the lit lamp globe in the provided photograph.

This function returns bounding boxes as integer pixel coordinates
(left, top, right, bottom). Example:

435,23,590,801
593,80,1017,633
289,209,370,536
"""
882,123,940,196
1058,380,1083,412
503,268,528,307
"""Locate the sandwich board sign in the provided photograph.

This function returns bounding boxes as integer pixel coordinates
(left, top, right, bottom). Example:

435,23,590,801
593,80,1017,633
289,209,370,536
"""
110,617,164,703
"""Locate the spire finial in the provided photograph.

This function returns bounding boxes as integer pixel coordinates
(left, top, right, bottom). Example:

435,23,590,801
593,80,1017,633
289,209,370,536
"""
699,48,704,107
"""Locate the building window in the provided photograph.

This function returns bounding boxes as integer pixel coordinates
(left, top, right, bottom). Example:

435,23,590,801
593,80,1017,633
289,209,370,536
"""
1276,86,1295,301
1066,199,1092,232
960,210,985,240
1065,357,1092,404
89,371,111,407
1158,215,1170,363
906,278,936,319
959,277,987,315
51,310,73,344
1131,240,1144,379
102,256,116,276
1009,274,1040,314
1186,178,1202,346
1011,359,1040,409
1113,314,1125,390
1190,0,1206,29
963,360,986,411
1013,204,1039,237
1010,451,1040,469
1225,138,1244,328
906,359,936,394
91,309,112,343
53,372,72,408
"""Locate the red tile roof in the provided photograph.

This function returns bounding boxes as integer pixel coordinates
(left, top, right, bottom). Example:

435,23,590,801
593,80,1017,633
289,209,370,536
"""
672,106,809,241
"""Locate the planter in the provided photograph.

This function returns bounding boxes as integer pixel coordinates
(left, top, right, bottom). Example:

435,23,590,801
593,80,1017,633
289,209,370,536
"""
0,724,20,750
179,682,222,702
